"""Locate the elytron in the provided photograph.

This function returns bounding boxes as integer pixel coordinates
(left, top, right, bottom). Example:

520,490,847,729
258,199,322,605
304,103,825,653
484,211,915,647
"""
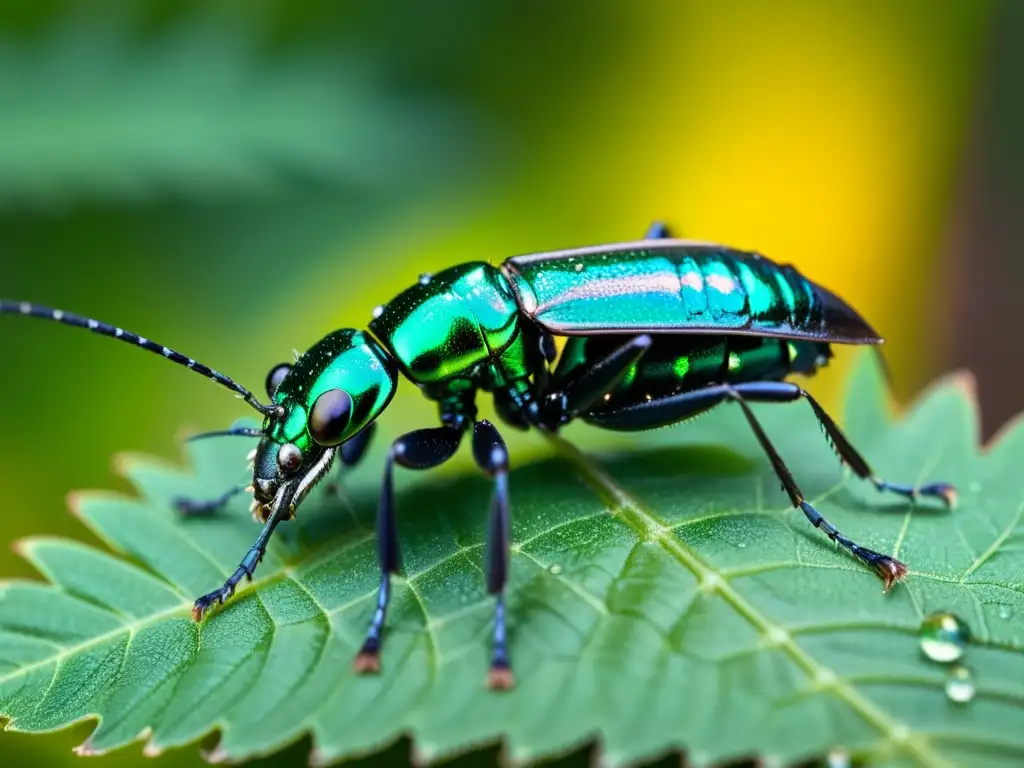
2,222,955,689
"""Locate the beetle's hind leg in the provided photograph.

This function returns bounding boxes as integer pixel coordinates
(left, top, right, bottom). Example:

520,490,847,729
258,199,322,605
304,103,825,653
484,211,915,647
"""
722,388,910,589
807,391,956,507
585,383,914,589
728,382,957,508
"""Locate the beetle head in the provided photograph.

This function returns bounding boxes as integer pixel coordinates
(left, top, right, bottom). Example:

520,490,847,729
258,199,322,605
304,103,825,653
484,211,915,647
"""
249,329,398,519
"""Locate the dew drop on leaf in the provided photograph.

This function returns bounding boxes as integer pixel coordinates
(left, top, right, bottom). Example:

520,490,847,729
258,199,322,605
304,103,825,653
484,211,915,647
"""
998,604,1013,620
827,748,852,768
919,612,971,663
548,564,563,575
945,665,975,704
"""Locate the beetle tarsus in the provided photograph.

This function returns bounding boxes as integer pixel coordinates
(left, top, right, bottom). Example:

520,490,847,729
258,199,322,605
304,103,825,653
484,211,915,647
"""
191,588,231,621
870,476,958,509
865,551,908,591
487,662,515,691
353,645,382,674
934,483,959,509
846,543,908,590
190,503,289,622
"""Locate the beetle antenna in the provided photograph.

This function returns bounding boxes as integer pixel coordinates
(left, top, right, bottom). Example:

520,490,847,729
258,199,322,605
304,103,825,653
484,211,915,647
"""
1,301,283,420
187,427,265,442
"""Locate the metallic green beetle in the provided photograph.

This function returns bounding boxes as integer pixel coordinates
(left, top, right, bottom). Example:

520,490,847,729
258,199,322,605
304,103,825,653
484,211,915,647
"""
2,222,955,689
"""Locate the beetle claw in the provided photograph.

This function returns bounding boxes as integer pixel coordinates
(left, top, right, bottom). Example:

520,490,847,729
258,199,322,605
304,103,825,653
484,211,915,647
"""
353,651,381,674
872,555,908,591
487,664,515,691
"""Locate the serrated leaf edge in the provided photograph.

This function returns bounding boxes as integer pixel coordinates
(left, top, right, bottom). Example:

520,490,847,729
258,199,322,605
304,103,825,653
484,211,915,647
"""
0,360,1009,767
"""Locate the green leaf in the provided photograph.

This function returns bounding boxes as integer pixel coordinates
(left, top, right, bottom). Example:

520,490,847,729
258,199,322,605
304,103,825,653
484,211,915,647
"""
2,353,1024,767
0,17,468,208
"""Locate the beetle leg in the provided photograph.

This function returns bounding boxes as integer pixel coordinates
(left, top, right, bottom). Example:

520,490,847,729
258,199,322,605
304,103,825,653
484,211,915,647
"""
471,419,515,690
583,381,730,431
341,422,377,467
325,422,378,497
644,221,672,239
725,381,957,508
354,425,464,674
191,500,291,620
722,387,910,589
554,335,653,421
174,484,247,517
585,383,913,589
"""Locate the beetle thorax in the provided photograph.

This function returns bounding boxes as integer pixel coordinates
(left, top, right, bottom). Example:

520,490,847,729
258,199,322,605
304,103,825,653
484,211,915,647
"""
368,262,536,390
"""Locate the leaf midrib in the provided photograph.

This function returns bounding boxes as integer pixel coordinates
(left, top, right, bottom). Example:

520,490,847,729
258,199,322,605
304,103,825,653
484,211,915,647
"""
545,433,954,768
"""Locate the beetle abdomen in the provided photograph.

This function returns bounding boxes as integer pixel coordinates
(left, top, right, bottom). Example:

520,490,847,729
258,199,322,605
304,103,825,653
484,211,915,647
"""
554,333,831,415
502,240,881,344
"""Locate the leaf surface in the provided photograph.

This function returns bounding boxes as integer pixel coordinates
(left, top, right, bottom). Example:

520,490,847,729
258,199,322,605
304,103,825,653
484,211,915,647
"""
2,355,1023,767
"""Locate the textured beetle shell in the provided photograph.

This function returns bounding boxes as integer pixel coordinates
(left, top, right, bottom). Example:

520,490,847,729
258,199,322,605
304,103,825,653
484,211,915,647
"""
502,240,882,345
269,329,397,453
368,262,533,387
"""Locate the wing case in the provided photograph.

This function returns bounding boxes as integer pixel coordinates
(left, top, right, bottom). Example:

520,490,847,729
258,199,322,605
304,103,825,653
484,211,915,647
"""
501,240,881,344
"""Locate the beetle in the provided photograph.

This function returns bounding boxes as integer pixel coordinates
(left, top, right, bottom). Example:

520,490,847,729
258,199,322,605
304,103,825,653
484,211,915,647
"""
2,222,955,690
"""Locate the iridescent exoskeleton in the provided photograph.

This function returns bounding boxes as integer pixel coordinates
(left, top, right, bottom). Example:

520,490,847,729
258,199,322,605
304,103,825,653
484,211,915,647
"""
1,222,955,689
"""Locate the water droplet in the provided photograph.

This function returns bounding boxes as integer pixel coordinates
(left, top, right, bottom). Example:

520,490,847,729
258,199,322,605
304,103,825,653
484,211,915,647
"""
574,263,584,273
736,542,747,549
548,564,563,575
945,665,975,704
827,749,851,768
371,305,384,319
919,612,971,662
999,604,1013,620
418,273,433,285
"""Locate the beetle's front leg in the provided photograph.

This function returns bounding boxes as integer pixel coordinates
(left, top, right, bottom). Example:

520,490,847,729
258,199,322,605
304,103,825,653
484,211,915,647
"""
175,485,247,517
354,425,464,673
174,427,264,516
190,448,339,619
191,497,292,620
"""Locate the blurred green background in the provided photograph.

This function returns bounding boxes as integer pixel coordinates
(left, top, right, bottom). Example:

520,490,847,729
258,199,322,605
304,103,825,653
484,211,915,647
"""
1,0,1021,765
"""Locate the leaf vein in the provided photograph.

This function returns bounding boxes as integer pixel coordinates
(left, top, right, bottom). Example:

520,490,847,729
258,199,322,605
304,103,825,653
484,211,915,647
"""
546,433,955,768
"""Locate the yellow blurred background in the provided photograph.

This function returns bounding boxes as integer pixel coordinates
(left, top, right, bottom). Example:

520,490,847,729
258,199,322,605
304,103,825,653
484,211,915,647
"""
0,1,1014,765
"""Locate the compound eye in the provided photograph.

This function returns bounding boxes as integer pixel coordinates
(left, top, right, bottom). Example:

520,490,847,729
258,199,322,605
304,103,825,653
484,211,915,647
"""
309,389,353,446
277,442,303,473
265,363,293,399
